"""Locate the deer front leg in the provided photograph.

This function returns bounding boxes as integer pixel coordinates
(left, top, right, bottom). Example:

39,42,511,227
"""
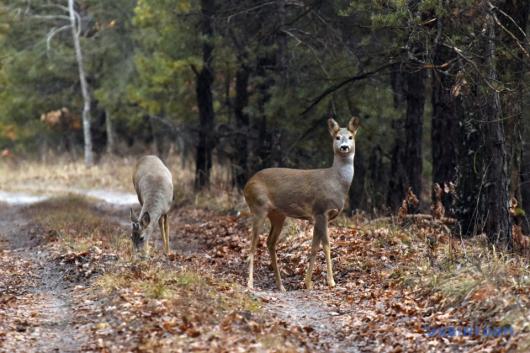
321,222,336,288
304,232,320,290
267,213,286,291
305,214,327,289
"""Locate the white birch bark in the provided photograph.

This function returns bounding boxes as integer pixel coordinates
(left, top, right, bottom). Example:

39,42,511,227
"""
68,0,93,166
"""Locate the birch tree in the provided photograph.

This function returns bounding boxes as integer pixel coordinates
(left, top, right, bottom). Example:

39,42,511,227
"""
67,0,93,166
40,0,93,165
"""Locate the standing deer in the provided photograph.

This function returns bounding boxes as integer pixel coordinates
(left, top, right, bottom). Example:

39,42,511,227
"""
244,117,360,291
130,155,174,255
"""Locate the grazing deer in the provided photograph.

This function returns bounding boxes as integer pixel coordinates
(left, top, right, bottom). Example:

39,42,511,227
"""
130,155,174,255
244,117,360,291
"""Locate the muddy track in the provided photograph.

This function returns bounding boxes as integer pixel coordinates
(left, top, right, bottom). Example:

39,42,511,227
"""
1,195,360,352
254,290,359,353
0,204,89,353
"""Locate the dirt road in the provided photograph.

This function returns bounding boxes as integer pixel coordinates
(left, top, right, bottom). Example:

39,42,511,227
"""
0,193,360,352
0,204,90,352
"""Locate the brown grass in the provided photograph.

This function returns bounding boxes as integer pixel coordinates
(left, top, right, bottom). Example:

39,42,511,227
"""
0,155,234,197
366,221,530,351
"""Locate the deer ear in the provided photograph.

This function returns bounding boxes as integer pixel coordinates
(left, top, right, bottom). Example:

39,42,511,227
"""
130,208,137,222
140,212,150,228
328,118,340,136
348,117,360,134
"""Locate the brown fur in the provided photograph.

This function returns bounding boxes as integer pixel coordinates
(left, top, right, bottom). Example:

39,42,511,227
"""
131,155,173,255
244,117,360,291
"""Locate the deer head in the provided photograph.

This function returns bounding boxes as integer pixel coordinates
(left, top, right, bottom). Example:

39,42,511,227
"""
130,208,151,251
328,117,360,157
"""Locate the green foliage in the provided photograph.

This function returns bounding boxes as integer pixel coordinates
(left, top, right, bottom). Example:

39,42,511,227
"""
0,0,528,220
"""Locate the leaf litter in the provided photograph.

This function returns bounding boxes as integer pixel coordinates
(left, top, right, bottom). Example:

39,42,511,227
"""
0,195,529,352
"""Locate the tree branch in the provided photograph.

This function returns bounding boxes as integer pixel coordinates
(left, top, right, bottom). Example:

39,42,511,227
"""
46,25,72,51
300,62,396,116
190,64,200,76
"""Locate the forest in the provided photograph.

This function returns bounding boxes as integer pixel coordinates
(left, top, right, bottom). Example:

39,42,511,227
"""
0,0,530,352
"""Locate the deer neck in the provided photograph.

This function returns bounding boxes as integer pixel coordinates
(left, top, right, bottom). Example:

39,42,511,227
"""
139,195,164,225
331,152,355,191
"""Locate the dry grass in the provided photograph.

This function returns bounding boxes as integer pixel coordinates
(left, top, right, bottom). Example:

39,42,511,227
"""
0,156,133,192
23,195,126,252
368,221,530,351
6,157,530,351
0,155,235,198
0,154,247,217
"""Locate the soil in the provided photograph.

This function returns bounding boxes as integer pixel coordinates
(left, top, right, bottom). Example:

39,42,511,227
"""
0,203,89,352
0,192,359,353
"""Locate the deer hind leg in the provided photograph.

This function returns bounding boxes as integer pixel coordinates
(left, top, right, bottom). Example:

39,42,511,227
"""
163,214,170,254
247,213,264,289
158,216,167,255
267,212,286,291
164,215,169,253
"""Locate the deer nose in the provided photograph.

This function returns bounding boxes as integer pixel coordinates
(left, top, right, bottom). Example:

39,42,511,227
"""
340,145,349,152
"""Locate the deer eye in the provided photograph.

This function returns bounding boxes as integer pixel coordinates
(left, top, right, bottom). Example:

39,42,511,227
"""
336,136,340,140
349,136,353,140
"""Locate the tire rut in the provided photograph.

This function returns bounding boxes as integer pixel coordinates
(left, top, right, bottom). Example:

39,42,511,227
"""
254,290,359,353
0,205,89,353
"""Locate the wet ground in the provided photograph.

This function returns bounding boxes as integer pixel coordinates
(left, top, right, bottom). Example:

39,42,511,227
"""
0,189,137,206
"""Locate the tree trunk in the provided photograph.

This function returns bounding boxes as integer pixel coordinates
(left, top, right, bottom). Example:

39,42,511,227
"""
248,0,287,173
194,0,216,191
497,0,530,223
68,0,93,166
233,64,250,189
105,109,115,155
390,63,405,109
455,15,512,246
404,66,426,198
387,129,408,211
388,0,426,208
368,145,386,215
521,149,530,232
431,44,457,188
482,15,511,246
387,65,425,210
454,81,484,236
251,54,274,173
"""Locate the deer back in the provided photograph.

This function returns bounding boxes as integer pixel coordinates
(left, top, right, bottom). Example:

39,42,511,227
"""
133,155,173,214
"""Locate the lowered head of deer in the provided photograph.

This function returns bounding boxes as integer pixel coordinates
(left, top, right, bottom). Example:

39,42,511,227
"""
244,116,360,291
130,209,151,251
130,155,173,255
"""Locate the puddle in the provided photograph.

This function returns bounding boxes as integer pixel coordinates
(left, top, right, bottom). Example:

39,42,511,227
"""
84,189,137,205
0,191,49,205
0,189,137,206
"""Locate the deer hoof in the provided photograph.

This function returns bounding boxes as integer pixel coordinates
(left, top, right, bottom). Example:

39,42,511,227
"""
305,280,314,290
328,279,336,288
278,285,286,292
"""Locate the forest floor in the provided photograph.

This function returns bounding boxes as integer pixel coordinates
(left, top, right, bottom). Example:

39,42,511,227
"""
0,158,529,352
